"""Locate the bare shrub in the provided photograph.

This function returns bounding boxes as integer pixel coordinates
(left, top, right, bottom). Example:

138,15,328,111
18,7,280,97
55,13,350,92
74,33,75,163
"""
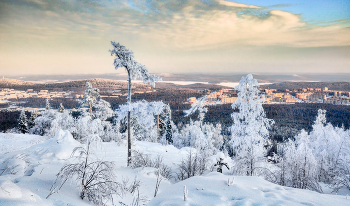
47,137,122,206
176,150,208,181
131,150,172,179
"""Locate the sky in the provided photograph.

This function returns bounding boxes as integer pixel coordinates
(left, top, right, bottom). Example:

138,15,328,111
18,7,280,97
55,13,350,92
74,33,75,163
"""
0,0,349,75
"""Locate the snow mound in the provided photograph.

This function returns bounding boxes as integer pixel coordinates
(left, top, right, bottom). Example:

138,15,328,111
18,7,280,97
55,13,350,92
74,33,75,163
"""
0,133,44,155
149,172,350,206
0,177,22,199
0,177,46,205
31,129,81,160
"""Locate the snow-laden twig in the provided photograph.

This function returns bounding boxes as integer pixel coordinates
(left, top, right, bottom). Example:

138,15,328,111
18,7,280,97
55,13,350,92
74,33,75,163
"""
228,177,234,186
184,185,188,201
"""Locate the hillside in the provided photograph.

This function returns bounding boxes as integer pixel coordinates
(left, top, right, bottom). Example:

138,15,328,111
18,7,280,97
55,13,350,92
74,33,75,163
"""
0,78,147,92
0,132,349,206
0,78,36,87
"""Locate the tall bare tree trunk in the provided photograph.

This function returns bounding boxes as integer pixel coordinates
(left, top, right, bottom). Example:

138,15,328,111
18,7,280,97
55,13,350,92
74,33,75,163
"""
157,114,159,141
127,71,132,166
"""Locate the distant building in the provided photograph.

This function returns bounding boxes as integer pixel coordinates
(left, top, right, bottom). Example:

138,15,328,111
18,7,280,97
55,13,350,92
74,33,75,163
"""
188,97,196,104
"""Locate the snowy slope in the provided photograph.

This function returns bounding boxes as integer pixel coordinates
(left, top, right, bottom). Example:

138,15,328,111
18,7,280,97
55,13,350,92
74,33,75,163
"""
149,172,350,206
0,131,349,206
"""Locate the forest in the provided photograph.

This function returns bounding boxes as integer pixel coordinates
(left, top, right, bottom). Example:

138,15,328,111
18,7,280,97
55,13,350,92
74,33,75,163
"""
2,100,350,143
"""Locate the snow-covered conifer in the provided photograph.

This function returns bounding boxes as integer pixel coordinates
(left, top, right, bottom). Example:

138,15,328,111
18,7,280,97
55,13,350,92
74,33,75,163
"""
81,82,100,118
27,110,37,130
18,109,28,134
58,103,65,113
230,74,274,176
164,104,173,144
45,98,51,110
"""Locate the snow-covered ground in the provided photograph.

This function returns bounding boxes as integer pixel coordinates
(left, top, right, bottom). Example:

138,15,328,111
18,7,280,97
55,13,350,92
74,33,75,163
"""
149,173,350,206
0,131,349,206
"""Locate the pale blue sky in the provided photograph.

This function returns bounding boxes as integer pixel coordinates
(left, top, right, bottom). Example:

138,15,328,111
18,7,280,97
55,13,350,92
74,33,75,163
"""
0,0,349,75
235,0,350,24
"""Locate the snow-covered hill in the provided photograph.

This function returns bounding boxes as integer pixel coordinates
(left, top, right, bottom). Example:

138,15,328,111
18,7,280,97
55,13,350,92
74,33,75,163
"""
0,131,349,206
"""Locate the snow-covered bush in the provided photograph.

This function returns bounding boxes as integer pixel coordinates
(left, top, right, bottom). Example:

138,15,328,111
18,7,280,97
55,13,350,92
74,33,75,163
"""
73,112,104,143
30,109,57,136
100,120,123,143
172,118,223,157
48,110,76,138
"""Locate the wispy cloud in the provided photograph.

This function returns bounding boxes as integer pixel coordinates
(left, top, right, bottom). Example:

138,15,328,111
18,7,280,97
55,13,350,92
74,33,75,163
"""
218,0,261,8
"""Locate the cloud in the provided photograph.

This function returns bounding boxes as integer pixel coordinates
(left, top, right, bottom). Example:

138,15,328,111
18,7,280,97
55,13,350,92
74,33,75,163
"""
0,0,349,75
134,5,350,49
218,0,261,9
1,0,349,50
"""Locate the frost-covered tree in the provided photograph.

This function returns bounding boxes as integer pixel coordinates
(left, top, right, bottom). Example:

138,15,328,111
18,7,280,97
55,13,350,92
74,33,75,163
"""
27,110,37,130
45,98,51,110
100,120,123,143
230,74,274,176
30,109,76,138
18,109,28,134
49,110,76,139
58,103,65,113
276,131,321,192
273,109,350,192
308,109,350,186
73,111,104,143
163,104,173,145
81,82,100,118
178,95,223,156
94,99,114,121
173,120,223,157
30,110,54,136
184,96,208,124
116,100,166,142
110,41,161,166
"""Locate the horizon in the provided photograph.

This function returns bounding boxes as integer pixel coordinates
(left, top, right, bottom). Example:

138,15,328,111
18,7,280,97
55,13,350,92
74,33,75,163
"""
0,0,349,75
2,72,350,84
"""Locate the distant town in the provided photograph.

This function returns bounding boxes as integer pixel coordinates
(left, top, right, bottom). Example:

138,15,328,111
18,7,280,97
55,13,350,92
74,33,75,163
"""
189,87,350,106
1,81,350,113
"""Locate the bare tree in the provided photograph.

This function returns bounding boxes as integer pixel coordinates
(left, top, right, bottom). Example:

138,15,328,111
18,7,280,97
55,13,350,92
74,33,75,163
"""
110,41,161,166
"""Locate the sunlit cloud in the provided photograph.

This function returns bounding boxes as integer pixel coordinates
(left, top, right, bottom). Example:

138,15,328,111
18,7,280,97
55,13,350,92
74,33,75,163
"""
218,0,261,8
